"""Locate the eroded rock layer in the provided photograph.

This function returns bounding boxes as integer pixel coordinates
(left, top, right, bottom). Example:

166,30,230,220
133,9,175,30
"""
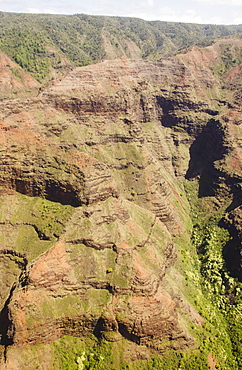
0,37,241,368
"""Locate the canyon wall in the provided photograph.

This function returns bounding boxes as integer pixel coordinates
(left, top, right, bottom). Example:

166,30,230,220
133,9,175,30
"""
0,38,241,369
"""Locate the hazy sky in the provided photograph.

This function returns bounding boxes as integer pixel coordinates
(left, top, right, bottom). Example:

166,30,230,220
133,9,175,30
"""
1,0,242,25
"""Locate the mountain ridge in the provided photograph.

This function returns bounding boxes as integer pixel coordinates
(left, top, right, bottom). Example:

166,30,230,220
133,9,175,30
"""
0,11,242,83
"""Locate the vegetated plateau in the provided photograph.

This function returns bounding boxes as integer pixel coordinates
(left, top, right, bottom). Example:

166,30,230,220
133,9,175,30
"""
0,11,241,370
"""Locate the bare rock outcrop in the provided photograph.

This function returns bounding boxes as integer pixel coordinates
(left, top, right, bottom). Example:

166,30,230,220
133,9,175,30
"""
7,200,193,350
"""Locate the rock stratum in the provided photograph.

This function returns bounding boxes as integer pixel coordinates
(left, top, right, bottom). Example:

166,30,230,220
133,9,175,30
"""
0,37,241,369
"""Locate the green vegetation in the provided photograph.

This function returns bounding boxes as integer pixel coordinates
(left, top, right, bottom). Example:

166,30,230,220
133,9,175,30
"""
0,11,242,82
0,193,74,261
53,336,117,370
183,180,242,369
52,335,210,369
212,43,242,77
0,25,61,82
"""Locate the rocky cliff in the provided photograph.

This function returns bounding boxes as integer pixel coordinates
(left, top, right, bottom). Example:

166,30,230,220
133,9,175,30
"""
0,37,241,369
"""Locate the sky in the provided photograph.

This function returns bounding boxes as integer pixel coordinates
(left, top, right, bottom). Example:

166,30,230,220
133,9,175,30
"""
0,0,242,25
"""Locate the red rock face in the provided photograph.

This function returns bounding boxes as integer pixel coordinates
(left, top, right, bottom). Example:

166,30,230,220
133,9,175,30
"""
0,38,241,364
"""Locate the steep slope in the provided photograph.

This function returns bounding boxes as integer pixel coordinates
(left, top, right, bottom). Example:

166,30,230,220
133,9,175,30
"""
1,11,242,83
0,38,241,369
0,53,40,98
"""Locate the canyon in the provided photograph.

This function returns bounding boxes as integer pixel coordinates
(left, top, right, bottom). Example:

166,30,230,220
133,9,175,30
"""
0,36,241,369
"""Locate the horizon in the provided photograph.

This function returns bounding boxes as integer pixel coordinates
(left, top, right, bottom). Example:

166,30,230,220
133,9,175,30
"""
0,9,242,27
0,0,242,26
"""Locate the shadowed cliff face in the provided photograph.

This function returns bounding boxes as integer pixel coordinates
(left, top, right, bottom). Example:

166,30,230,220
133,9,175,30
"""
186,119,230,197
0,38,241,368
